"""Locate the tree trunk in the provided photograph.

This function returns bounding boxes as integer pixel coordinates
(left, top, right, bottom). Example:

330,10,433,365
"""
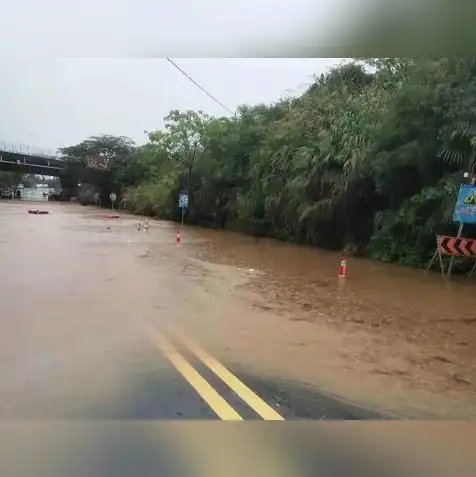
188,164,193,219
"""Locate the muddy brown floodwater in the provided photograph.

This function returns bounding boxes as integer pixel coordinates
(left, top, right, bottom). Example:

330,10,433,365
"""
1,201,475,420
181,227,476,419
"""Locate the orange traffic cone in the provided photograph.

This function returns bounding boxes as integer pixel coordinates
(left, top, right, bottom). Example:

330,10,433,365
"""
175,230,181,245
338,257,347,278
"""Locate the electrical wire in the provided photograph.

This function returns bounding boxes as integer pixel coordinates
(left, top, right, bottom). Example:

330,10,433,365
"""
165,58,234,115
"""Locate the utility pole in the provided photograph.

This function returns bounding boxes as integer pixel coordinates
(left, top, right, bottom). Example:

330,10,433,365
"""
446,165,476,277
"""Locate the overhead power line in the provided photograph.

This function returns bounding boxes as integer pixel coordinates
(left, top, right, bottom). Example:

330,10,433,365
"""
165,58,234,115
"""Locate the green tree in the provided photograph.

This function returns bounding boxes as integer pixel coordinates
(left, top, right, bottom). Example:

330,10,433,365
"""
148,110,210,216
60,134,136,204
59,58,476,270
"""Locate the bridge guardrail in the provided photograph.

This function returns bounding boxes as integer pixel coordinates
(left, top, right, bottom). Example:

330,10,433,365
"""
0,141,61,159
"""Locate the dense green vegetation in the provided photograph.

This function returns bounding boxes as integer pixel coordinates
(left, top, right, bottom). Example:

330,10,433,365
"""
59,59,476,267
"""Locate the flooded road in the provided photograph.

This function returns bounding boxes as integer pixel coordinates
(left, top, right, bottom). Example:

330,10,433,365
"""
0,201,475,420
188,230,476,419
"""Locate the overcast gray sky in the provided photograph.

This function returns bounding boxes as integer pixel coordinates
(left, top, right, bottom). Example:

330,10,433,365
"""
0,0,347,151
1,58,341,151
0,0,465,154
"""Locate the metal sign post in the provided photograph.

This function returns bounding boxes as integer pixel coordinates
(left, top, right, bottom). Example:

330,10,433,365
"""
446,182,476,277
109,192,116,210
178,192,189,225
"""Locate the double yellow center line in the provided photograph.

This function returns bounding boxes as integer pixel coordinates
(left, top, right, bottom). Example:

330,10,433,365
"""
146,323,284,421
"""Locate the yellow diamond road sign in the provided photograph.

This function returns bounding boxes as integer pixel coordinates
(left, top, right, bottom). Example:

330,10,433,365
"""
463,191,476,205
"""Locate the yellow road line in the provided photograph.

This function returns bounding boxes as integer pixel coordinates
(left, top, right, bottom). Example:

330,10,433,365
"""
169,327,285,421
152,333,243,421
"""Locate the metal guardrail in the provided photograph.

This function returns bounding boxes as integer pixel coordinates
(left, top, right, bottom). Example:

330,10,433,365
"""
0,141,60,159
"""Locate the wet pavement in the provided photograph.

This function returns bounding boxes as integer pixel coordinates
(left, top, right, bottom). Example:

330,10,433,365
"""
0,202,214,419
0,201,475,421
0,201,378,420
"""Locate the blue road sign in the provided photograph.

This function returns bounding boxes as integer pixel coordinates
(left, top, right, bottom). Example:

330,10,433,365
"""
178,192,189,209
453,184,476,224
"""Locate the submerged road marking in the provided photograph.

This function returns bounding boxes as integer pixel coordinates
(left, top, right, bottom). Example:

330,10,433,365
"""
169,326,285,421
152,332,243,421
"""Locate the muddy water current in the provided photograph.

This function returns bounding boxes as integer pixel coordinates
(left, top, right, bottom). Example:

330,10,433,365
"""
1,201,475,419
183,227,476,418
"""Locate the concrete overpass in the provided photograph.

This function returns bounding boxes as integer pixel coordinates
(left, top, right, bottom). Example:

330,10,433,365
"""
0,141,63,175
